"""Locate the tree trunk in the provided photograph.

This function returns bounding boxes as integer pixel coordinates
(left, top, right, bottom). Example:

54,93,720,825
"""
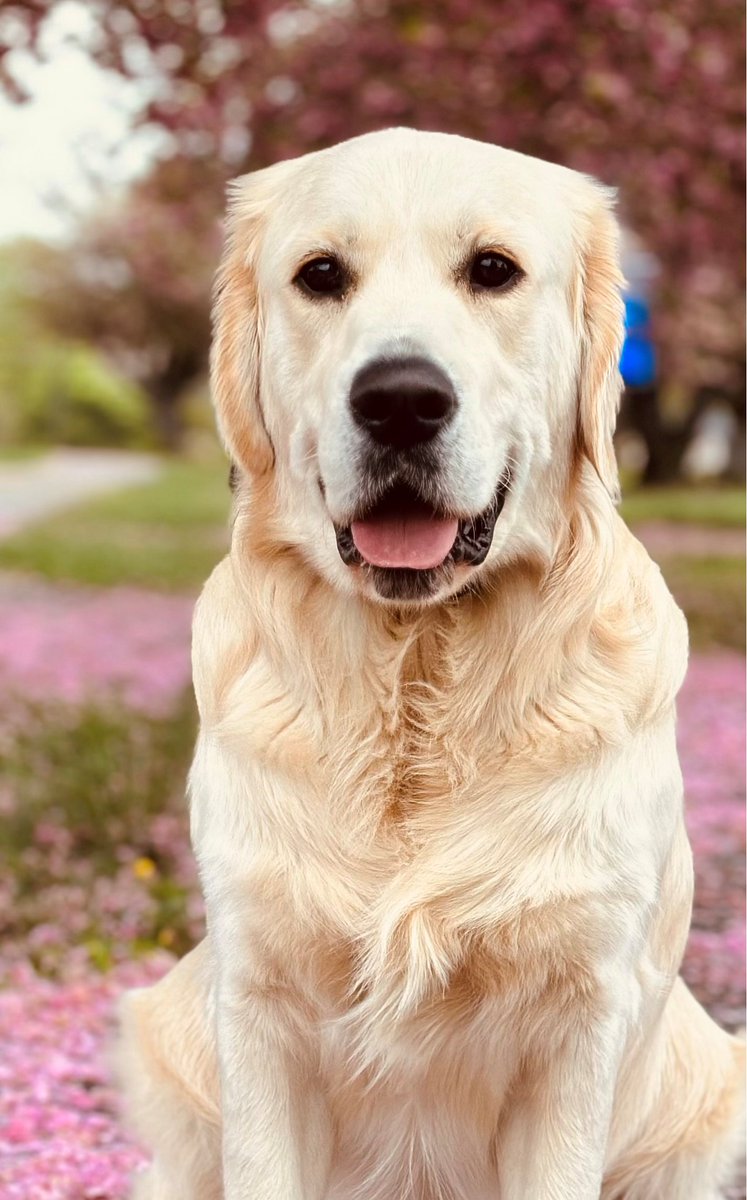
150,388,184,451
147,353,200,451
724,395,746,482
619,387,706,485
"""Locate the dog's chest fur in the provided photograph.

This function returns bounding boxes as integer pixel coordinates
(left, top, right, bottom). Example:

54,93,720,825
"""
197,553,660,1010
276,661,623,1200
242,689,561,1198
217,600,613,1060
191,549,682,1198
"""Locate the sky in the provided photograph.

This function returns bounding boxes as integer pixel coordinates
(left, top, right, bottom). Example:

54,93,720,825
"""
0,3,156,242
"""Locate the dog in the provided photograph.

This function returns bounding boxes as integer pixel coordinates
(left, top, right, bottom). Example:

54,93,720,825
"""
119,128,744,1200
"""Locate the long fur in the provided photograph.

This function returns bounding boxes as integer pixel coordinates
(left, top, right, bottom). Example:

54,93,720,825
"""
119,131,744,1200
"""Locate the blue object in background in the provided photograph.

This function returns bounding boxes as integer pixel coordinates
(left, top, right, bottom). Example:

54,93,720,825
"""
620,296,657,389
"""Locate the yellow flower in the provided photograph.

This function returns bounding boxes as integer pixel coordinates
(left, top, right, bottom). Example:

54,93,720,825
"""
133,856,156,880
158,927,176,947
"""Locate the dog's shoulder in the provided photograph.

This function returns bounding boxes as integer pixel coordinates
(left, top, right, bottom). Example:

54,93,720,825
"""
614,514,687,652
192,555,257,727
602,513,689,722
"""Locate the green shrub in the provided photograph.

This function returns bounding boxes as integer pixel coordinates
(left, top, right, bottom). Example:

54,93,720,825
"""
11,342,152,448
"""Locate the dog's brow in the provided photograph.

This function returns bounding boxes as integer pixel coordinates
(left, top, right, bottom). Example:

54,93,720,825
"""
282,229,360,272
301,226,361,251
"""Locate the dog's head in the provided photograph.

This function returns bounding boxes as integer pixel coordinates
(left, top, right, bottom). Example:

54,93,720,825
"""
213,129,623,605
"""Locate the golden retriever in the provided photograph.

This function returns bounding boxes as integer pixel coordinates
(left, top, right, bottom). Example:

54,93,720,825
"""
119,129,744,1200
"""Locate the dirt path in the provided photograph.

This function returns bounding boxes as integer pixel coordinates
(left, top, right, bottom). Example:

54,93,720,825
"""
0,448,161,539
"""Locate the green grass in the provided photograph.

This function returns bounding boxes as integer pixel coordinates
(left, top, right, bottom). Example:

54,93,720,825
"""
659,555,745,652
0,457,231,590
620,486,745,529
619,485,745,650
0,444,45,462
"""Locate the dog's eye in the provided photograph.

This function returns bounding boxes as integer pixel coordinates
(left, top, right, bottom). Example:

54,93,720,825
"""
469,252,520,291
296,256,345,297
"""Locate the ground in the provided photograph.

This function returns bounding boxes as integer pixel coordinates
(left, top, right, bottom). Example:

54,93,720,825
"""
0,453,743,1198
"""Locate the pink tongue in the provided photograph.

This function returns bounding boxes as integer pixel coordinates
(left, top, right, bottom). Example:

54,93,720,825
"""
351,514,459,569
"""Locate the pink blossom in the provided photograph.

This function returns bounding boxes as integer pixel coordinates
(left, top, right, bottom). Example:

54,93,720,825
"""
0,586,194,717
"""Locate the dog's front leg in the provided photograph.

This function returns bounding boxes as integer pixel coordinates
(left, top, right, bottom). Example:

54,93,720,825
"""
498,998,631,1200
191,736,333,1200
211,921,333,1200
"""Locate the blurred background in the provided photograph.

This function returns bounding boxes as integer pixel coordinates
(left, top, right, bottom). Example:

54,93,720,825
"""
0,3,743,1197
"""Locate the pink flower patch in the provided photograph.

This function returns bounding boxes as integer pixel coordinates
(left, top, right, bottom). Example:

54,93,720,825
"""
679,653,746,1029
0,587,194,716
0,958,172,1199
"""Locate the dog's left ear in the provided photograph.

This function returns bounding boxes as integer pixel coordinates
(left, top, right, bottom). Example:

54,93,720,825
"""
575,188,625,501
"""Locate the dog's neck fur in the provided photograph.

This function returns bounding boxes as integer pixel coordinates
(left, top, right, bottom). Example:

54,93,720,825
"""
195,464,686,793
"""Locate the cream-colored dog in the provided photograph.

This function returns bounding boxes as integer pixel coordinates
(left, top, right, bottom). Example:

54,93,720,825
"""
120,129,744,1200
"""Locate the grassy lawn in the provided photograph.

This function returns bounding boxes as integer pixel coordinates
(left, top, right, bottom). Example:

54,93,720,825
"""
659,556,745,651
0,457,230,591
620,485,745,528
0,444,45,462
619,486,744,651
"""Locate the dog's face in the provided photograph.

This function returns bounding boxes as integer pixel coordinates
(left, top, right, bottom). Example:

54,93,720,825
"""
214,129,623,605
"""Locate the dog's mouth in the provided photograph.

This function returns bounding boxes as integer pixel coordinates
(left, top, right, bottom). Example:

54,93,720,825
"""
334,474,510,573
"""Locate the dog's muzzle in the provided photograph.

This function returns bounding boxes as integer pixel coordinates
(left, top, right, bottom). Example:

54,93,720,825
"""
335,355,509,599
334,471,510,592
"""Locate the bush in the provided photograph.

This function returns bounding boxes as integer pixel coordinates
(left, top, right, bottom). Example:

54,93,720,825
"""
0,333,152,449
11,342,152,448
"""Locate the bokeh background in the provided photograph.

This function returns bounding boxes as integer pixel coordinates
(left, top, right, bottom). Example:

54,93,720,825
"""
0,2,744,1197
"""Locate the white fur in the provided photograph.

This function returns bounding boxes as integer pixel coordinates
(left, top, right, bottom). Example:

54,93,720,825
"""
119,130,744,1200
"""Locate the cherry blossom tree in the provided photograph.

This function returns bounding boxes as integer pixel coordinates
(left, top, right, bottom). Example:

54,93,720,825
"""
2,0,743,468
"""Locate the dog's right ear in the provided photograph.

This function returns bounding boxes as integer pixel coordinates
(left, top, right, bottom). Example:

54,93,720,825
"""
574,185,625,501
210,163,295,476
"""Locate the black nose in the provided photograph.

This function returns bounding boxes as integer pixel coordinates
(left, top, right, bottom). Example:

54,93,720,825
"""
349,357,457,450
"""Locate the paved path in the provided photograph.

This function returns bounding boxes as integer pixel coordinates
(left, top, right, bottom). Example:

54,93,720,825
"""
0,449,161,539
